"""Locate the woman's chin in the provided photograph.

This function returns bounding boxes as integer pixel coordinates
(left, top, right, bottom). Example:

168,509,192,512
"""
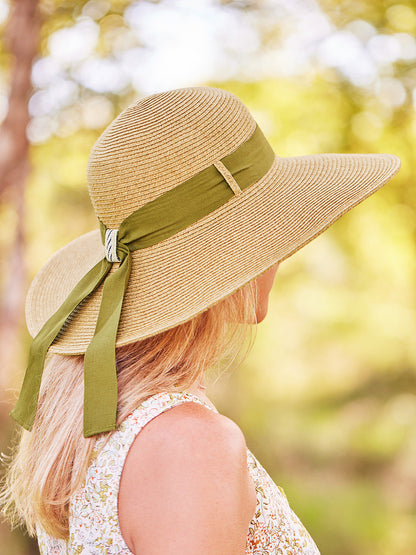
256,311,267,324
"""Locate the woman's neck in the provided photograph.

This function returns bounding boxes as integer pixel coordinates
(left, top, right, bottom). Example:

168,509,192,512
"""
185,380,217,411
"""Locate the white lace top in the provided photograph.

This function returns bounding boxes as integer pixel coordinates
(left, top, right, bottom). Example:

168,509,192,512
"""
37,391,320,554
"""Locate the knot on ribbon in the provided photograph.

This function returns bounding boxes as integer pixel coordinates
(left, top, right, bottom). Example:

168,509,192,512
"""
105,229,121,262
10,221,133,438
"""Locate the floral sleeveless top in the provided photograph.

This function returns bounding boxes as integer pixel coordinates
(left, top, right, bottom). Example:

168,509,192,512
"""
37,391,320,554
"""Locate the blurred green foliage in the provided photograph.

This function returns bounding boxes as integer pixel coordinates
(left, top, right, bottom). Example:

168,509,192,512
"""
1,0,416,554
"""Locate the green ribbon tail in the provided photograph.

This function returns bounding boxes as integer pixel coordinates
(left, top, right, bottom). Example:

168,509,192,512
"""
82,247,132,438
10,257,112,431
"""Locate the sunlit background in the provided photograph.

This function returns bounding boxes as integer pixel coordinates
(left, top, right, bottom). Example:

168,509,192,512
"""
0,0,415,553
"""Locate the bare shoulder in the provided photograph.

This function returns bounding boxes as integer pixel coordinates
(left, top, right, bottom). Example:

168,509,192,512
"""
145,400,248,451
119,401,257,555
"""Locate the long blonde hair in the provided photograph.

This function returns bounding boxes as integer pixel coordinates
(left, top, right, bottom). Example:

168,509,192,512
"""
1,279,258,540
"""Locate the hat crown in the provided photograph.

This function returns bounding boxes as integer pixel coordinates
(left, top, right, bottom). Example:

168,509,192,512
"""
87,86,256,229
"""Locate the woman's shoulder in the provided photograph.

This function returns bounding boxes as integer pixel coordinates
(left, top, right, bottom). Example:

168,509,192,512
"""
120,398,250,486
118,398,256,553
141,397,246,447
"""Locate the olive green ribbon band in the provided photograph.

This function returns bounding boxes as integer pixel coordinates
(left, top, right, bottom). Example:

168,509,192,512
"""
10,123,275,437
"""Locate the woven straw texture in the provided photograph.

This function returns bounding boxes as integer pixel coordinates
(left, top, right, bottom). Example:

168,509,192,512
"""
25,87,401,355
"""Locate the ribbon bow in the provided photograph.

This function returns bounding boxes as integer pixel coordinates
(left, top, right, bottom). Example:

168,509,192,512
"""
10,220,133,437
10,123,275,437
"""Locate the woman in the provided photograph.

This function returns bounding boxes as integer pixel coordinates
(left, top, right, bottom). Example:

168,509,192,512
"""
1,86,400,554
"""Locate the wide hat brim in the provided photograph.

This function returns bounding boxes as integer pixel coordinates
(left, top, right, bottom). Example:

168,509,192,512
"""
26,151,400,355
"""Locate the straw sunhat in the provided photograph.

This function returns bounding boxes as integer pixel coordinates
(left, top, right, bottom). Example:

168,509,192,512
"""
12,86,401,436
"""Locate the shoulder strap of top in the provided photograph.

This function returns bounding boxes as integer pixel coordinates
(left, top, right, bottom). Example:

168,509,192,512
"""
122,390,218,440
121,390,219,435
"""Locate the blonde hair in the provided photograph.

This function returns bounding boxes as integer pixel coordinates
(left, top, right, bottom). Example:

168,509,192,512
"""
1,279,258,540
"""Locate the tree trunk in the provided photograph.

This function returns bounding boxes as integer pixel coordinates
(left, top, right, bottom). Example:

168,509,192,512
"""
0,0,41,417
